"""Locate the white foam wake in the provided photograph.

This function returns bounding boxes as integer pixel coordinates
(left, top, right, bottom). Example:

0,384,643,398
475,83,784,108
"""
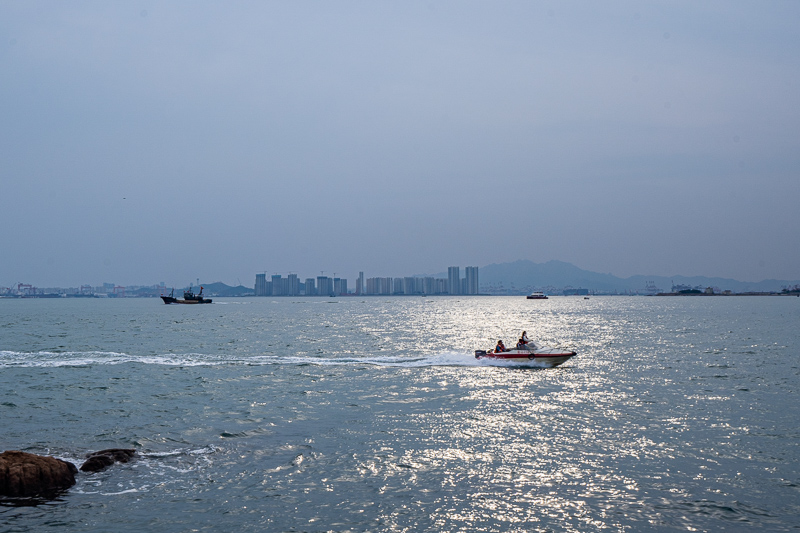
0,350,558,369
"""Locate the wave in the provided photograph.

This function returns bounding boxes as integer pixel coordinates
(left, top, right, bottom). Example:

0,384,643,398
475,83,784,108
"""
0,350,550,369
66,445,219,497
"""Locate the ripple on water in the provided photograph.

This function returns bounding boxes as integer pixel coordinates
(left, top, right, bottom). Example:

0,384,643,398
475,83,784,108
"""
0,296,798,531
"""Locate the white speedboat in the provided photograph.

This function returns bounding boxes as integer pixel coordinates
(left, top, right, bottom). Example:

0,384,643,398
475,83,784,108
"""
475,342,576,367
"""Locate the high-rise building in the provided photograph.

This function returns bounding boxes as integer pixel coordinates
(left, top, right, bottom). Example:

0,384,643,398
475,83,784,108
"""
403,277,416,295
287,274,299,296
465,266,479,295
448,266,460,295
317,276,333,296
333,278,347,295
366,277,393,295
437,278,448,294
255,273,268,296
356,272,364,295
271,275,283,296
304,278,316,296
423,277,435,295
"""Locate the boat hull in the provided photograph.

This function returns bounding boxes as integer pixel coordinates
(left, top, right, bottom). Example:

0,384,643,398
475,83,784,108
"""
161,296,212,304
475,348,576,367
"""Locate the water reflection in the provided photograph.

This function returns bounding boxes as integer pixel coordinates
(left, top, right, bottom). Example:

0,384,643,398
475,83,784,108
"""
1,296,797,531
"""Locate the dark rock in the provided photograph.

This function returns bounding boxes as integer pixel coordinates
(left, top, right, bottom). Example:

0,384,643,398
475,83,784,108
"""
80,448,136,472
79,454,114,472
0,450,78,498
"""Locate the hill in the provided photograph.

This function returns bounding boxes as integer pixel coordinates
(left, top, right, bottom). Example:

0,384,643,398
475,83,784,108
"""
477,260,800,294
196,282,254,297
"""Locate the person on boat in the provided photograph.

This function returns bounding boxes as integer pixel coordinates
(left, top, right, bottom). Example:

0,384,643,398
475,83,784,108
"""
517,331,529,348
495,340,507,353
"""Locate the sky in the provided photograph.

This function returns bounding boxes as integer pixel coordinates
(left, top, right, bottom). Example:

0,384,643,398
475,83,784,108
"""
2,1,799,288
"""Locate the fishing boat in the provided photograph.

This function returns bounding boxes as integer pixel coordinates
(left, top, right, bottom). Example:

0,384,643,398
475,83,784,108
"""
475,341,576,367
160,287,212,304
526,292,548,299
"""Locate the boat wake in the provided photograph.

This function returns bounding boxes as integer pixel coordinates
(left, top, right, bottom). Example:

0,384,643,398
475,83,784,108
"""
0,350,565,369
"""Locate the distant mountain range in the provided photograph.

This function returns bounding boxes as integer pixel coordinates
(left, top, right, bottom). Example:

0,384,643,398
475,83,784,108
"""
476,260,800,294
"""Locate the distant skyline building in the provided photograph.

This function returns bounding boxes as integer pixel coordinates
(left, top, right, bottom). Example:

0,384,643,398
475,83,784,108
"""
304,278,315,296
255,273,268,296
356,271,364,296
271,274,283,296
366,277,393,295
465,266,479,295
448,266,460,295
287,273,299,296
403,277,415,295
317,276,333,296
423,277,435,295
437,278,448,294
333,277,347,296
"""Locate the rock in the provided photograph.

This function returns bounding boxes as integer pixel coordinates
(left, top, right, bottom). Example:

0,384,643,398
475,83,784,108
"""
79,454,115,472
0,450,78,498
80,448,136,472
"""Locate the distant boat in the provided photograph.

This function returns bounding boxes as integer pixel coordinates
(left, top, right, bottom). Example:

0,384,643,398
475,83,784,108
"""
161,287,212,304
526,292,548,300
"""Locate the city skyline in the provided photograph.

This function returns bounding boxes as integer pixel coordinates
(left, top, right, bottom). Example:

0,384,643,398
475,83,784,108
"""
2,264,482,297
255,266,479,296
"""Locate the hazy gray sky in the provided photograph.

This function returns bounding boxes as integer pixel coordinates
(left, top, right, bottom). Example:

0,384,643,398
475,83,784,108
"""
2,1,799,287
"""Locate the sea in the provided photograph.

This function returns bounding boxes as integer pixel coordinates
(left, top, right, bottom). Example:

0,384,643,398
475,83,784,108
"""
1,295,798,532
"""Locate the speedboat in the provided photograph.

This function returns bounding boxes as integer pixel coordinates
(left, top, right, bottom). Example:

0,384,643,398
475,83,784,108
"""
526,292,548,299
475,342,576,367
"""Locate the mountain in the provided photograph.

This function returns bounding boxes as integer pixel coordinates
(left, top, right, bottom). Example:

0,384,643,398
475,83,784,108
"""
480,260,620,292
478,260,800,294
197,282,254,297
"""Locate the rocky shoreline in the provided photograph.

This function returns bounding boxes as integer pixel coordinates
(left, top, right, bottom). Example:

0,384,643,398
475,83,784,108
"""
0,449,136,501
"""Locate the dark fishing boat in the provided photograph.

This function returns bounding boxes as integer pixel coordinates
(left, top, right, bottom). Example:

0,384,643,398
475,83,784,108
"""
161,287,212,304
161,289,178,304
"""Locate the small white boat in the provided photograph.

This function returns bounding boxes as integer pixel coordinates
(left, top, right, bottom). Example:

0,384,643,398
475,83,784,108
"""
526,292,548,299
475,342,576,367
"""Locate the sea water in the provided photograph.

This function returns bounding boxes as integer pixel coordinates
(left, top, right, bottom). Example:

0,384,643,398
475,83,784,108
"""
1,296,798,532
